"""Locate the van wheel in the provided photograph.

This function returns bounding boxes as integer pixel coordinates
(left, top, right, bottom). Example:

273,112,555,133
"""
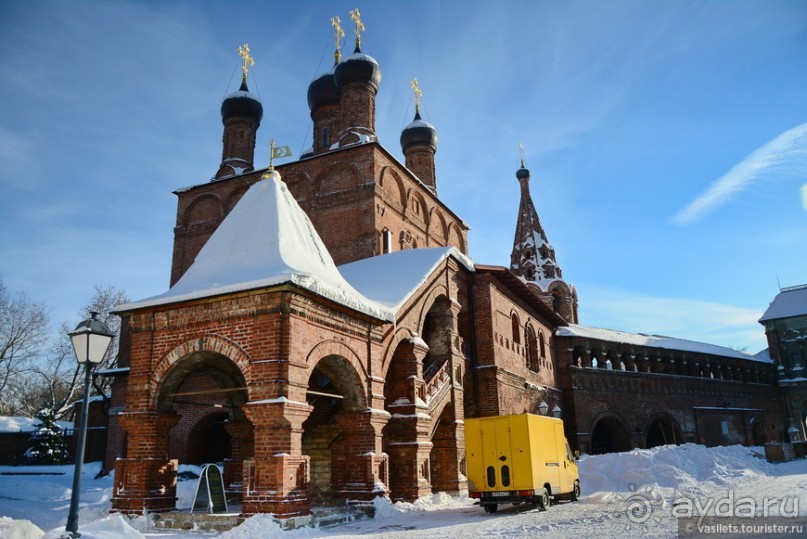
536,490,550,511
484,504,498,514
570,481,581,502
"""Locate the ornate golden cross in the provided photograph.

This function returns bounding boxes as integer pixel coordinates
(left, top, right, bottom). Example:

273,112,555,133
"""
349,8,365,48
238,43,255,78
410,78,422,112
331,16,345,63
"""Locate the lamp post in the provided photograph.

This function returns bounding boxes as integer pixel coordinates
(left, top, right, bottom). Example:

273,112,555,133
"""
65,312,114,538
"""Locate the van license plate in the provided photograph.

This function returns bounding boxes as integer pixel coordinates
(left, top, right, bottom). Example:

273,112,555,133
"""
491,492,509,497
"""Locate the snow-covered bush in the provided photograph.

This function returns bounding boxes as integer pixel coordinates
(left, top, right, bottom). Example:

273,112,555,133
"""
24,407,70,464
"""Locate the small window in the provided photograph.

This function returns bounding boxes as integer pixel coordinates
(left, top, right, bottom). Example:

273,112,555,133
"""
486,466,496,488
539,331,546,358
382,229,393,254
321,127,329,147
501,465,510,487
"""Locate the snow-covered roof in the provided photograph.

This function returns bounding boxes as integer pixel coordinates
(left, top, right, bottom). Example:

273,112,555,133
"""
556,324,770,363
0,416,73,433
116,173,393,321
339,247,474,312
759,284,807,323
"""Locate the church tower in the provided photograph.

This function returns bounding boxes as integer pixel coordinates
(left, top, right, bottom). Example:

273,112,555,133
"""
216,44,263,179
400,79,438,192
509,148,578,323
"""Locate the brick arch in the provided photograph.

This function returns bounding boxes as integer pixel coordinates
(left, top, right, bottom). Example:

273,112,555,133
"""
316,161,362,195
428,207,448,244
284,171,314,207
405,189,430,227
151,334,252,396
415,284,452,329
446,222,466,254
225,185,249,212
379,325,420,378
645,413,683,447
379,166,406,209
183,193,224,227
305,339,368,382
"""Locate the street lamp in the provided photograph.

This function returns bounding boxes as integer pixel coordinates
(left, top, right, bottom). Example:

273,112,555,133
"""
552,405,562,418
538,401,549,416
65,312,114,538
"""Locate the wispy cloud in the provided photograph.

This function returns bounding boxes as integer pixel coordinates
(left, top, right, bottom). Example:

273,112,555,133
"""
579,284,767,353
671,122,807,225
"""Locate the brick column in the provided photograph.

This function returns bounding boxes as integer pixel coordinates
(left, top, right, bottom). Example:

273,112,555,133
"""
241,399,312,518
332,408,390,504
223,420,254,500
385,339,433,501
112,412,179,513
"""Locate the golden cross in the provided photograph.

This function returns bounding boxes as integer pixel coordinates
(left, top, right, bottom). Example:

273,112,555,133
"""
519,143,527,168
349,8,365,48
331,16,345,64
238,43,255,78
410,78,422,112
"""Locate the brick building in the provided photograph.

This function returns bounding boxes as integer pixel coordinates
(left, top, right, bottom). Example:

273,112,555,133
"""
106,21,782,521
760,284,807,441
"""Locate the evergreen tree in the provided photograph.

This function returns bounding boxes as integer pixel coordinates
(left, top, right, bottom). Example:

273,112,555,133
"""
24,406,70,464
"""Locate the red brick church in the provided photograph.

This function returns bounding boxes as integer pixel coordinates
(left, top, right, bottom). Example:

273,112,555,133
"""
106,13,780,521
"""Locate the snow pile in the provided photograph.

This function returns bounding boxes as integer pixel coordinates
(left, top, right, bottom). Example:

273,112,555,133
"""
219,514,286,539
43,514,143,539
384,491,472,514
0,416,72,434
580,443,769,499
0,517,44,539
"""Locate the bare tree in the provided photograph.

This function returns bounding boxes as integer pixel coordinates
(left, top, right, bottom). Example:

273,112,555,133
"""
0,278,50,406
80,284,129,396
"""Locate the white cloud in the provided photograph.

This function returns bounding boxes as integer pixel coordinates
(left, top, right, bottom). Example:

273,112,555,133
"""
578,284,767,353
671,122,807,225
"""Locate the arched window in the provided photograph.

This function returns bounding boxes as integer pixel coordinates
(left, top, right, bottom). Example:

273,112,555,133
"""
526,325,539,372
539,331,546,359
382,229,393,254
511,313,521,345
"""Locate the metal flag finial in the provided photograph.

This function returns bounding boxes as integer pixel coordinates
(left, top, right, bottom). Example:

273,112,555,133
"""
349,8,365,49
331,16,345,64
410,78,422,114
238,43,255,80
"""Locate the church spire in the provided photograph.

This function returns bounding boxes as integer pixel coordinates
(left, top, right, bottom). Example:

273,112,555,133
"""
510,147,562,285
509,145,578,323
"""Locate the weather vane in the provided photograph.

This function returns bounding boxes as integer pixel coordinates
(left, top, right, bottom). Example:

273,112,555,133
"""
410,78,422,113
331,16,345,64
263,139,292,177
349,8,365,49
519,143,527,168
238,43,255,80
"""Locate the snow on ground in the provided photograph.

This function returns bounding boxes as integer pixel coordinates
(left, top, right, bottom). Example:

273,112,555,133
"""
1,444,806,538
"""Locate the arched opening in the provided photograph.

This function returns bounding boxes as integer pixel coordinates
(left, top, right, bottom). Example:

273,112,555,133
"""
590,416,632,455
302,355,365,506
421,296,453,377
646,416,683,448
157,352,249,467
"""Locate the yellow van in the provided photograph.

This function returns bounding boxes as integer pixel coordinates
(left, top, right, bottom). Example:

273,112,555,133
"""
466,413,580,513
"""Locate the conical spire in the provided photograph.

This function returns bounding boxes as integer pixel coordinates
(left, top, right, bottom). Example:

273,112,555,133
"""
509,149,563,288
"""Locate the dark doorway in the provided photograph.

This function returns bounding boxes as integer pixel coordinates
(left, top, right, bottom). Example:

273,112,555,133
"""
646,416,682,448
590,417,631,455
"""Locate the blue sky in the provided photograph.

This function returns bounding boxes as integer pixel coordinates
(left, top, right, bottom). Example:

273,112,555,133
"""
1,0,805,353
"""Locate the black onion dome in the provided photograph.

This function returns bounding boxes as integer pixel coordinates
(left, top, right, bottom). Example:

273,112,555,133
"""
400,110,438,153
307,69,339,111
516,166,530,180
334,45,381,92
221,78,263,123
